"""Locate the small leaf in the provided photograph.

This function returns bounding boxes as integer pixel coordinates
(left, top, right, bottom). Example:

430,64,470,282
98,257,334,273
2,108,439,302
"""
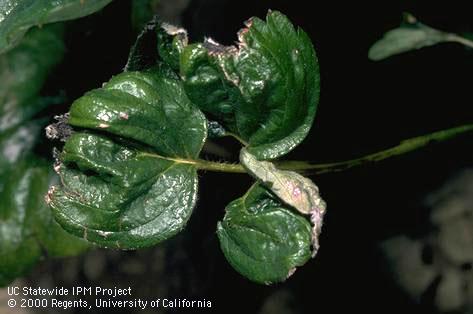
368,13,451,61
0,160,88,287
181,11,320,159
240,148,327,254
48,69,207,249
0,0,113,53
217,184,313,284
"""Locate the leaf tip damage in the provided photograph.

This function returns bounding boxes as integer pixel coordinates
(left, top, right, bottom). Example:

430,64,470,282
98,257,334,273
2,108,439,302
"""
45,113,73,142
240,148,327,259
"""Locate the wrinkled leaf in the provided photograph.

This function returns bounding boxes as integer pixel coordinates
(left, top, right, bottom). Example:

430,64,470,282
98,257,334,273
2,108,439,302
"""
125,18,187,73
0,160,88,286
369,14,452,61
0,25,64,172
240,148,326,254
157,22,187,71
0,0,113,53
48,69,207,249
217,184,313,284
180,11,320,160
240,149,326,215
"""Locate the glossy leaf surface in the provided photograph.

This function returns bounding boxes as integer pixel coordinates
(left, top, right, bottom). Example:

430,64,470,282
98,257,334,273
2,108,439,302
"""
0,0,113,53
48,69,207,249
181,11,320,159
217,184,313,284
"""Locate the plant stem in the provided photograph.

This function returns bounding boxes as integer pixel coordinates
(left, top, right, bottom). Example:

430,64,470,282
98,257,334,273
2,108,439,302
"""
446,33,473,49
194,124,473,175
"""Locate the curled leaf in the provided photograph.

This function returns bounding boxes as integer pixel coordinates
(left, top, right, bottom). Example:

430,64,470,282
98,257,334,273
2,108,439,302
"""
125,18,188,72
47,69,207,249
217,184,313,284
240,148,326,254
180,11,320,159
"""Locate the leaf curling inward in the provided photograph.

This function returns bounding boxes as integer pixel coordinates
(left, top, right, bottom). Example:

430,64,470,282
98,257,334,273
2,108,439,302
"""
180,10,320,160
47,68,208,249
240,148,327,255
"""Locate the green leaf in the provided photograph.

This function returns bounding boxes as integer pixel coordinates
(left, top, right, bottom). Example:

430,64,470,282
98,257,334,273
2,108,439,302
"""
240,148,326,215
368,13,452,61
125,18,187,72
157,23,188,71
0,25,65,172
0,0,113,53
48,69,207,249
240,148,326,254
125,16,159,72
180,11,320,160
217,184,313,284
0,160,88,287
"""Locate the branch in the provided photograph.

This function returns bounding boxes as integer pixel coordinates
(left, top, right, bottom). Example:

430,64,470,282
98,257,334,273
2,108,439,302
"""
195,124,473,175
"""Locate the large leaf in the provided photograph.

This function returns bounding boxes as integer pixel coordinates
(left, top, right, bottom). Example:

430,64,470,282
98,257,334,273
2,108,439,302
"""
217,184,313,284
180,11,320,160
0,23,87,286
0,160,88,286
0,25,64,172
0,0,113,53
48,68,207,249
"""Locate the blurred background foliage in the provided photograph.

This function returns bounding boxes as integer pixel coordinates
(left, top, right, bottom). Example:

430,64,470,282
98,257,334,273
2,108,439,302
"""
0,1,472,313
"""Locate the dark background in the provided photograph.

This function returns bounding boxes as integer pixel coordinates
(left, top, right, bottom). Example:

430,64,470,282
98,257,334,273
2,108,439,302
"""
29,1,473,313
